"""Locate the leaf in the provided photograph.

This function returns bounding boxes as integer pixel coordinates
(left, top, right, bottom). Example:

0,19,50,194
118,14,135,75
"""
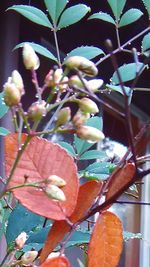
106,84,131,96
40,256,72,267
65,229,90,248
79,150,106,160
111,63,145,84
40,181,102,262
0,92,9,119
0,127,10,136
44,0,68,24
58,4,91,29
123,231,142,241
107,0,127,20
106,163,135,201
7,5,52,28
74,116,103,156
65,46,105,61
14,42,58,62
83,172,109,181
142,33,150,54
6,203,45,244
87,211,123,267
119,9,143,28
5,134,79,220
57,141,76,157
142,0,150,17
88,12,115,25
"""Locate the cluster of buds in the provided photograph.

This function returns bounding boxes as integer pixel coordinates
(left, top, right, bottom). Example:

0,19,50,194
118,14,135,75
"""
3,70,24,107
45,68,68,92
44,174,66,202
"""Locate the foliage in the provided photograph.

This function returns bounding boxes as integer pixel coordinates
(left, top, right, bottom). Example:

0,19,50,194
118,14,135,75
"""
0,0,150,267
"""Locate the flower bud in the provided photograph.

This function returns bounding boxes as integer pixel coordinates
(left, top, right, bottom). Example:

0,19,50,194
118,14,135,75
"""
79,98,99,114
3,82,21,107
15,232,27,249
12,70,24,95
76,126,105,142
72,110,90,127
45,69,68,91
23,44,40,70
56,107,71,127
21,251,38,265
28,100,47,121
86,79,103,92
68,75,86,89
46,175,66,187
64,56,98,77
44,184,66,201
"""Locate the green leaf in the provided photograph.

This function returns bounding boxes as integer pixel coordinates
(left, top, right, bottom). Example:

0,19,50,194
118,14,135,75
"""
83,172,109,181
6,204,45,244
0,127,10,136
88,12,115,25
107,0,127,20
0,92,9,119
44,0,68,24
142,33,150,55
123,231,142,241
14,42,58,62
119,9,143,28
65,229,90,248
58,4,91,29
79,150,106,160
74,116,103,156
106,84,131,96
142,0,150,17
65,46,105,61
7,5,52,28
58,141,76,157
85,162,115,174
111,63,145,84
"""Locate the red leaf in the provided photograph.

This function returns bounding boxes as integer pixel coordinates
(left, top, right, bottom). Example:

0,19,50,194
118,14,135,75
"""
87,211,123,267
40,180,102,263
40,256,72,267
5,133,79,220
106,163,135,201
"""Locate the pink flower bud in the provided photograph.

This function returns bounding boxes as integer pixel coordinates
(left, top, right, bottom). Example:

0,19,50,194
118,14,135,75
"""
11,70,24,95
21,251,38,265
3,82,21,107
72,110,90,127
15,232,27,249
64,56,98,77
56,107,71,127
76,126,105,142
23,44,40,70
28,100,47,121
79,98,99,114
46,175,66,187
44,184,66,202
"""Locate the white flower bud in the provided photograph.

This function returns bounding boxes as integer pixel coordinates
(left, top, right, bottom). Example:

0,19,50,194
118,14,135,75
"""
23,44,40,70
87,79,103,92
15,232,27,249
44,184,66,202
21,251,38,265
47,175,66,187
3,82,21,107
76,126,105,142
28,100,47,121
11,70,24,95
79,98,99,114
56,107,71,127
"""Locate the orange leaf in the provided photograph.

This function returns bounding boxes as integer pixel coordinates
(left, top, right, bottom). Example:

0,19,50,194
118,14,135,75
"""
40,256,72,267
40,180,102,263
106,163,135,201
5,133,79,220
87,211,123,267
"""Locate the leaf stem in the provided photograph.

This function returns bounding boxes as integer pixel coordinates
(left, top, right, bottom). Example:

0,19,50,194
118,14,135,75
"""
53,26,61,67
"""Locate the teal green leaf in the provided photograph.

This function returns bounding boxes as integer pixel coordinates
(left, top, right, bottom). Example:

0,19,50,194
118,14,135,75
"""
65,46,105,61
142,0,150,17
44,0,68,24
83,172,109,181
79,150,106,160
119,9,143,28
7,5,52,28
111,63,145,84
74,116,103,155
14,42,58,62
6,204,45,244
88,12,115,25
0,127,10,136
58,141,76,157
85,162,115,174
65,229,90,248
123,231,142,241
0,92,9,119
107,0,127,20
142,33,150,55
106,84,131,96
58,4,91,29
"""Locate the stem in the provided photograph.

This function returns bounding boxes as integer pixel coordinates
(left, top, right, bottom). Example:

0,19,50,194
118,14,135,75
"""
96,25,150,66
53,26,61,66
115,200,150,205
31,69,42,102
116,25,121,49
